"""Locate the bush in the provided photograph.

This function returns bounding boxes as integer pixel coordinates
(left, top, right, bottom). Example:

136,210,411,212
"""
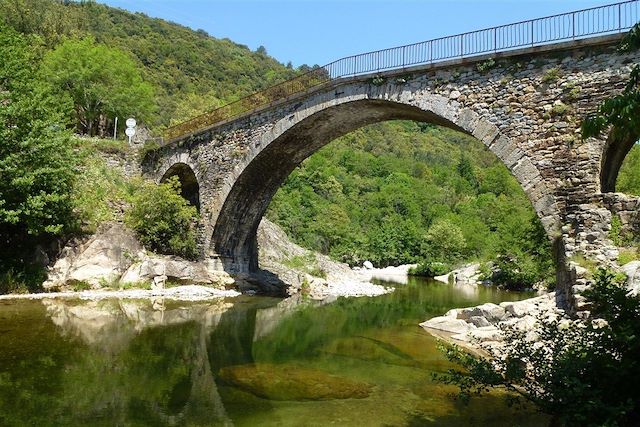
489,253,540,291
125,177,199,259
437,268,640,426
409,261,450,277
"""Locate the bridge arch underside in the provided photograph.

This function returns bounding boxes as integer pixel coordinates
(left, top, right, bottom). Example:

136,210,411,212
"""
160,162,201,211
600,129,638,193
211,98,559,272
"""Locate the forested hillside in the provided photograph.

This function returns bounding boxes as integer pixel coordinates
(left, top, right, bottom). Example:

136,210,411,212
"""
0,0,298,128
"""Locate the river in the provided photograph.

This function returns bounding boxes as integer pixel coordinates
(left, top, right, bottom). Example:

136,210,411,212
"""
0,277,548,426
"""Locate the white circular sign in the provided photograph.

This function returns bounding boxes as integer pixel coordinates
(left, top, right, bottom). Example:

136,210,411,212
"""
125,118,137,128
125,127,136,137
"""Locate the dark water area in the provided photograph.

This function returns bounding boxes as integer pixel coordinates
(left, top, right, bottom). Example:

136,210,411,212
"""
0,277,547,426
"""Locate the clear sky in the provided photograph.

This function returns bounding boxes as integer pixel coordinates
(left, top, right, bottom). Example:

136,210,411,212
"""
100,0,618,67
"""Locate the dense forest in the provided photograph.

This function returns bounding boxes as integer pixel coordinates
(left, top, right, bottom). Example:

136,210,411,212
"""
1,0,639,292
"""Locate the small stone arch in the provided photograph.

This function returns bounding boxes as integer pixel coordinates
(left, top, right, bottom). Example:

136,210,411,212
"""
600,130,638,193
160,162,201,211
209,94,561,272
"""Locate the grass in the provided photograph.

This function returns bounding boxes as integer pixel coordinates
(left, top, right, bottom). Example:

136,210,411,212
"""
618,247,640,266
283,253,327,278
74,136,131,156
569,254,598,275
542,67,561,83
71,140,142,233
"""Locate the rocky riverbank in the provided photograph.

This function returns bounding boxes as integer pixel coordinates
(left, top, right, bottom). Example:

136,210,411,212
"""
419,292,560,351
2,218,390,301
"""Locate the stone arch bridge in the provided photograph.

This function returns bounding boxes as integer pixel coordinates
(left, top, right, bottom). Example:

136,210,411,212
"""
143,14,640,307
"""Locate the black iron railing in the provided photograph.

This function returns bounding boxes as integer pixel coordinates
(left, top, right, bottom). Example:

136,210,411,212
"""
164,0,639,142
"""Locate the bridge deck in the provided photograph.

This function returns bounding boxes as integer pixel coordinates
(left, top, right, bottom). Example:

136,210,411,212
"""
162,0,638,144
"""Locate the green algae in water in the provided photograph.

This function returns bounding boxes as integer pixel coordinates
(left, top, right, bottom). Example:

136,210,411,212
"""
0,278,547,426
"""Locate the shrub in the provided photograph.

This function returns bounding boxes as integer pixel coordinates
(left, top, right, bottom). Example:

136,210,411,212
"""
125,177,199,259
409,261,450,277
489,253,539,290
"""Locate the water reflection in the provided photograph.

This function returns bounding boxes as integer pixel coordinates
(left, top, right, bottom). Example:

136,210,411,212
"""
0,278,544,426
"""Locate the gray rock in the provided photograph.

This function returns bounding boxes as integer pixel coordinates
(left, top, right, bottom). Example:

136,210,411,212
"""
468,315,491,327
458,303,506,322
420,316,476,334
500,300,536,318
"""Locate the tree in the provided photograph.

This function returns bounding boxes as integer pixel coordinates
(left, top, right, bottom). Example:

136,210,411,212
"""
437,269,640,426
40,36,155,136
125,177,199,260
582,24,640,140
0,23,76,291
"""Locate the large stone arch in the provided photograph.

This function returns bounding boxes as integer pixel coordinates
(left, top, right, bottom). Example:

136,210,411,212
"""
210,95,561,272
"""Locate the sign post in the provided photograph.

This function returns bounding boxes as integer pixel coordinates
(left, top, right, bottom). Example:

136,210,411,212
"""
125,118,136,144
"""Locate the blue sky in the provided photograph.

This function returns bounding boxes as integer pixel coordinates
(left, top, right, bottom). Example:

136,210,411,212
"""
100,0,618,67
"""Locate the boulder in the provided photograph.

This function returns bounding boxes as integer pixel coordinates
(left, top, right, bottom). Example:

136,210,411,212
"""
44,223,142,289
457,303,506,323
500,300,537,318
468,315,491,327
420,316,476,334
622,260,640,297
218,364,373,400
363,261,374,270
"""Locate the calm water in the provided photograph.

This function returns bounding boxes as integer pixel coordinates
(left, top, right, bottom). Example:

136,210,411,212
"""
0,277,547,426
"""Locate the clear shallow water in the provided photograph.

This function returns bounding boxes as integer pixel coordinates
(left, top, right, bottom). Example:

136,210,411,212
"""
0,277,547,426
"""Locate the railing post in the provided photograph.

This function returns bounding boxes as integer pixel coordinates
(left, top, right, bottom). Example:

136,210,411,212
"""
460,34,464,57
619,3,622,32
572,12,576,39
402,46,406,68
531,20,534,46
494,27,497,52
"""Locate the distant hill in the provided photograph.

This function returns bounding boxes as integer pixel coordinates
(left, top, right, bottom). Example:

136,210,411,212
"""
0,0,298,126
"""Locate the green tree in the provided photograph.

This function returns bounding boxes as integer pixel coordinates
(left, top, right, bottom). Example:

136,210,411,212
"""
125,177,199,260
425,218,467,262
582,24,640,140
40,36,155,136
0,23,76,291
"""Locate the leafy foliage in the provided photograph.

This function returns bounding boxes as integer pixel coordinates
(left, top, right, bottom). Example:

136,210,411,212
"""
617,143,640,196
40,36,155,136
0,23,76,291
582,23,640,141
125,177,199,259
437,269,640,426
0,0,300,128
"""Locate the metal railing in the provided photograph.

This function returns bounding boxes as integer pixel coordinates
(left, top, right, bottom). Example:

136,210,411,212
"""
164,0,639,142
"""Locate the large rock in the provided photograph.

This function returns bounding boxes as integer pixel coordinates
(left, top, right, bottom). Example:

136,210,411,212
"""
44,223,142,289
622,260,640,297
500,300,537,318
44,223,235,291
457,303,506,323
120,257,234,287
420,316,476,334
